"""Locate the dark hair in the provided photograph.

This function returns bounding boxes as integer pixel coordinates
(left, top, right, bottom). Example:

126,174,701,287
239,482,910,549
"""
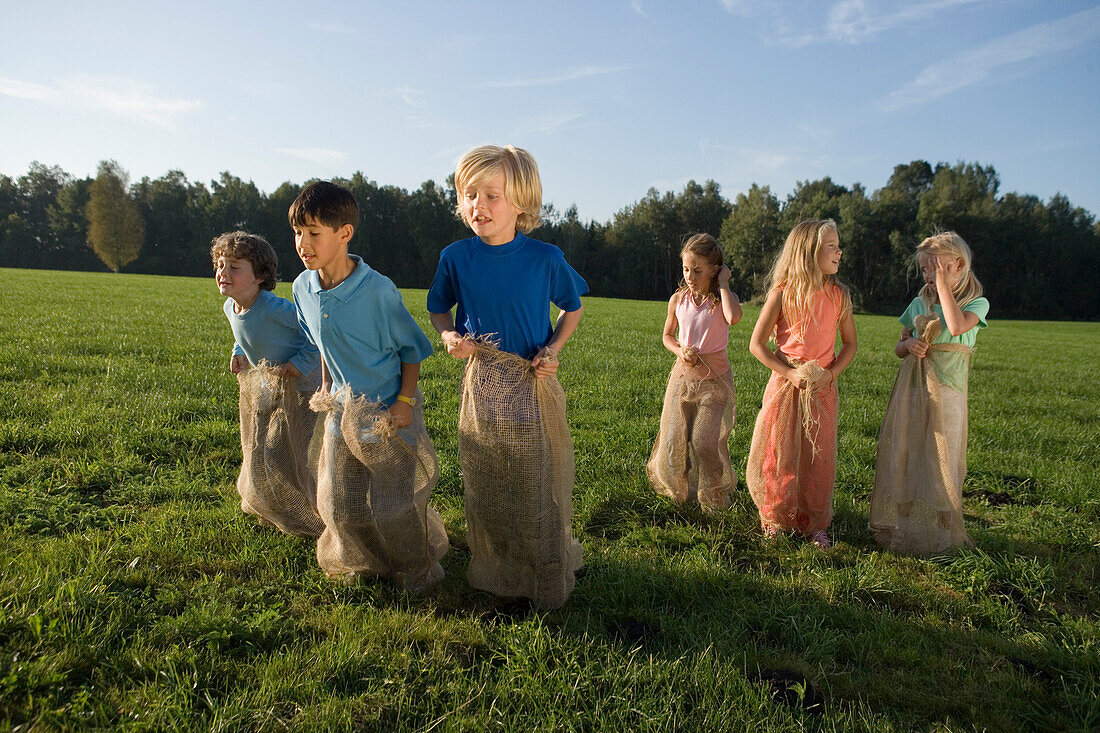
210,231,278,290
677,232,725,305
288,180,359,231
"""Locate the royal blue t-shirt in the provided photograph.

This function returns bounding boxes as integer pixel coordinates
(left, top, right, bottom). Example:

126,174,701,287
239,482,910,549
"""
426,233,588,359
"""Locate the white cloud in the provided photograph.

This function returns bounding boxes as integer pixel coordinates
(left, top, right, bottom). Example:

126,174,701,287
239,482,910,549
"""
880,6,1100,111
395,86,428,108
720,0,991,47
274,147,348,165
512,111,589,137
482,65,632,89
0,74,199,129
630,0,648,18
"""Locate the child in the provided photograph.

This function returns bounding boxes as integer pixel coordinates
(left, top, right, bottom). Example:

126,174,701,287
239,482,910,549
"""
647,233,743,510
289,181,448,590
427,144,587,609
870,232,988,554
746,219,857,549
213,230,324,538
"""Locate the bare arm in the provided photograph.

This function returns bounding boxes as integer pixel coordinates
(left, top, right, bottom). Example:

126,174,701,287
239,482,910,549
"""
935,257,981,336
748,289,804,388
717,266,742,325
533,305,584,377
386,361,419,428
896,326,928,359
429,310,475,359
827,309,858,383
661,294,687,360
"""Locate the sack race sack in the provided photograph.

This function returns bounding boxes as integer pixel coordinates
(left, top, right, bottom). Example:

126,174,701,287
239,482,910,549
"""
746,359,838,534
870,315,975,554
647,349,736,510
459,341,582,609
310,388,448,590
236,363,324,537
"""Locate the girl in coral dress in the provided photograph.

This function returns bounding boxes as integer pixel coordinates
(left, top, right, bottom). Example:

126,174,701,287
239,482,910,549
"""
746,219,857,548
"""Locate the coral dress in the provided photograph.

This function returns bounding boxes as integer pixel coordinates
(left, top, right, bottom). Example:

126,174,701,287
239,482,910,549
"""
746,286,842,534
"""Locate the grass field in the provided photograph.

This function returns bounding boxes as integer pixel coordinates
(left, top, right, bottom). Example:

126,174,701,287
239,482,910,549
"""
1,267,1097,732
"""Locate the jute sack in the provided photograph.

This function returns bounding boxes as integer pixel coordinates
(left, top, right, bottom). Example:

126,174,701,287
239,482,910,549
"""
746,359,838,534
310,387,448,590
870,315,974,554
236,363,324,537
459,340,582,609
647,349,737,510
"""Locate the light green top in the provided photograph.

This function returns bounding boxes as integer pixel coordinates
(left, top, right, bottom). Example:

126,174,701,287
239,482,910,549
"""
899,296,989,392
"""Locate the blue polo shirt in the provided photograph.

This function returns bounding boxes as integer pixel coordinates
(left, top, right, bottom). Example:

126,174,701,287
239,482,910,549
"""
426,233,588,359
224,289,321,382
293,255,433,405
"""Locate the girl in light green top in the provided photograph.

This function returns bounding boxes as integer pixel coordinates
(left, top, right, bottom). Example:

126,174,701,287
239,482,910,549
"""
871,232,988,554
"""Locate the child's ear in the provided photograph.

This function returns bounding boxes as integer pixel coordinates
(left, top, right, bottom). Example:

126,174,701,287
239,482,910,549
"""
338,224,354,243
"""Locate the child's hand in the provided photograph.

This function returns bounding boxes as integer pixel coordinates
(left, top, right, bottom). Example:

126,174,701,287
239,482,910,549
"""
441,331,475,360
278,363,302,378
680,345,700,366
387,399,413,428
717,265,732,287
532,346,559,378
230,354,247,373
934,255,960,288
785,368,808,390
902,337,928,358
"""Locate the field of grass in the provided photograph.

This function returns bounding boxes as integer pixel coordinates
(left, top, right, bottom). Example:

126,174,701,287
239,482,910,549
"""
1,267,1097,731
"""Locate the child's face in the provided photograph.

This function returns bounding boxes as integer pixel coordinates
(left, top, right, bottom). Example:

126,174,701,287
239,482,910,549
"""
461,171,522,246
682,252,718,293
816,229,842,276
215,256,263,304
294,216,351,272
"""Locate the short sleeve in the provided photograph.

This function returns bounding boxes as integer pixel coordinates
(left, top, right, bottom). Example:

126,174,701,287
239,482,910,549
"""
963,297,990,329
383,282,434,364
898,298,923,333
547,250,588,312
426,251,457,314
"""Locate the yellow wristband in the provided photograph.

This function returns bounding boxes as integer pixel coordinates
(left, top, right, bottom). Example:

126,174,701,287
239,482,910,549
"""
396,394,416,406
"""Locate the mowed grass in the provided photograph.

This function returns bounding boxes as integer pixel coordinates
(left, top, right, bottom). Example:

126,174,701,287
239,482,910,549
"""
1,267,1097,732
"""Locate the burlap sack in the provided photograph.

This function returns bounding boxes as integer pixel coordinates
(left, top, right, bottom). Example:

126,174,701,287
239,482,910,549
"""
870,315,975,554
647,349,737,510
459,340,582,609
310,387,448,590
236,363,324,537
746,359,838,534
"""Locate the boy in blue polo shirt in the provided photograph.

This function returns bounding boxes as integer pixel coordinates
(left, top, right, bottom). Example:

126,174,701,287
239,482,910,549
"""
290,181,448,590
428,145,587,608
213,230,324,538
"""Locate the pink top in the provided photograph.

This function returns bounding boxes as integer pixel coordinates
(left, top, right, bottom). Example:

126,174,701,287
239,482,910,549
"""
775,284,843,367
676,291,729,354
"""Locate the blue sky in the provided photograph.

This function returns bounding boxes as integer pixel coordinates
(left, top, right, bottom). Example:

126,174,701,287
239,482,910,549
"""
3,1,1098,222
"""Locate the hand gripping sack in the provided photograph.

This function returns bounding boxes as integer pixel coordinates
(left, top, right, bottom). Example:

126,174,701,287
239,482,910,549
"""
647,349,737,510
236,363,324,537
310,387,449,590
459,340,583,609
870,315,975,554
746,359,838,534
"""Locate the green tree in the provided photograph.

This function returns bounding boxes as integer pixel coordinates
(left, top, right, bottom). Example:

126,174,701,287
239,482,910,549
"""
86,160,144,272
719,184,782,299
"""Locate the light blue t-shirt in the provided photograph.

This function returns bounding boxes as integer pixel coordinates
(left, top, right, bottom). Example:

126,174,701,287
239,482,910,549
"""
293,255,433,405
223,289,321,383
426,233,588,359
899,296,989,348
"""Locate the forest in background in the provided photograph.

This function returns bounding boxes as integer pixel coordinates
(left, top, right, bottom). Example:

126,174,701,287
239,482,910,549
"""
2,159,1097,320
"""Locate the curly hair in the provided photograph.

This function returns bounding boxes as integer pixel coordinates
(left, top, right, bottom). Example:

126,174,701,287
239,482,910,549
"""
210,231,278,291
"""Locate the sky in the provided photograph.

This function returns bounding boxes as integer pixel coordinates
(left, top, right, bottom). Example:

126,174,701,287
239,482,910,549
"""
3,0,1099,223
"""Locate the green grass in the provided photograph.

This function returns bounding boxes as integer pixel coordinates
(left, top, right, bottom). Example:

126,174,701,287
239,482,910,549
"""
1,267,1097,732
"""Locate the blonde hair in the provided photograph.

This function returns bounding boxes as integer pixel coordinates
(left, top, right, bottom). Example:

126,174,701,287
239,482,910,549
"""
676,233,724,309
454,144,543,233
766,219,851,339
916,231,983,311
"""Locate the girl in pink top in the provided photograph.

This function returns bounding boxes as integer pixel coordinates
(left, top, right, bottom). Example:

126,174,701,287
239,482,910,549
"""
647,234,743,510
746,220,857,548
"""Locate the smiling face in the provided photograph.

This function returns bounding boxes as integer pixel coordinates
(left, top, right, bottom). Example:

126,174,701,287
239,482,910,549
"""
461,171,522,246
682,252,718,295
293,215,352,272
816,228,842,276
215,256,263,309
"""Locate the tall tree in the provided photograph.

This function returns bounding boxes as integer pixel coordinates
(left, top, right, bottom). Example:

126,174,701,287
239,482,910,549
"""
86,160,144,272
719,184,782,299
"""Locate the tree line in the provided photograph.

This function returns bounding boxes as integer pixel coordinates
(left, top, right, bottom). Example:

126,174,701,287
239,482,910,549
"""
2,159,1097,320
